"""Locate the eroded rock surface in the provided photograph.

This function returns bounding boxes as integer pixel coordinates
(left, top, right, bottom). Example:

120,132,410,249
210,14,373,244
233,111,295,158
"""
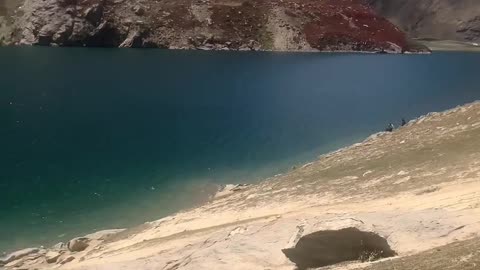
67,238,90,252
45,251,62,264
0,248,39,266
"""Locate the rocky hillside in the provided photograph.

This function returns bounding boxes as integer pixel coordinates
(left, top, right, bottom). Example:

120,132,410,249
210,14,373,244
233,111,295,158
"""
0,0,427,52
368,0,480,42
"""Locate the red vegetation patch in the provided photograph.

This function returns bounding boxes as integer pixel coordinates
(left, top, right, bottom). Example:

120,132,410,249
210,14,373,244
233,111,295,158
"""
280,0,408,51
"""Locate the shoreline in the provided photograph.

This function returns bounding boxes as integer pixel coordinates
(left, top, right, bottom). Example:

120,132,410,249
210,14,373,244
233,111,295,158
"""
0,44,431,54
5,39,480,54
7,39,480,54
2,100,480,269
0,131,356,255
415,39,480,52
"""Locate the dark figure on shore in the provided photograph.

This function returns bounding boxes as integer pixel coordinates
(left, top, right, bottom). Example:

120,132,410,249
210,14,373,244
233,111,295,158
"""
385,123,394,132
401,118,407,126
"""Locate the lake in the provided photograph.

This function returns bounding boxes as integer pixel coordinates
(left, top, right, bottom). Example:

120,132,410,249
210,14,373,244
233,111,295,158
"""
1,48,479,253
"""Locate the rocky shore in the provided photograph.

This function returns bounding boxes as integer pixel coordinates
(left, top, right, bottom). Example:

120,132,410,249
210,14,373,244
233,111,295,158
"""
0,0,430,53
2,101,480,269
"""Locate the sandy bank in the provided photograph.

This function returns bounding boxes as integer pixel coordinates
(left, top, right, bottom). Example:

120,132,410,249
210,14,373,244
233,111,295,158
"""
2,101,480,270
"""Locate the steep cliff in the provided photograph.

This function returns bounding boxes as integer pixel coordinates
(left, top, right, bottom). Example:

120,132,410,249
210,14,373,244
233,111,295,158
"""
0,0,427,52
368,0,480,42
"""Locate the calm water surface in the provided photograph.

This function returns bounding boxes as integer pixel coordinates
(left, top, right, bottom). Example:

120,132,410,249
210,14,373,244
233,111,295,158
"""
1,48,479,252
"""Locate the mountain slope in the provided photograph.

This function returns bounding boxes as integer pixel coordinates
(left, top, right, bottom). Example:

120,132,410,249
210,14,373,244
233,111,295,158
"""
368,0,480,42
1,0,427,52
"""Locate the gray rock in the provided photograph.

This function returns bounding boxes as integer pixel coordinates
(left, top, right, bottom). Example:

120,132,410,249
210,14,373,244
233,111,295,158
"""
198,43,215,50
0,17,13,45
45,251,62,263
119,30,143,48
67,237,90,252
52,18,74,44
248,39,261,50
132,5,145,16
384,42,403,54
58,255,75,264
17,0,110,46
214,184,250,198
84,3,104,25
0,248,39,266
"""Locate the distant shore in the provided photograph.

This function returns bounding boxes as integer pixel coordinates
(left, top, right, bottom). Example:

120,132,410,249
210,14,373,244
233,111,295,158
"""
417,39,480,52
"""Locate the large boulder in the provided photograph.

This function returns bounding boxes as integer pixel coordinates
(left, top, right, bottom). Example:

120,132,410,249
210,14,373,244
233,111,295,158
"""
67,237,90,252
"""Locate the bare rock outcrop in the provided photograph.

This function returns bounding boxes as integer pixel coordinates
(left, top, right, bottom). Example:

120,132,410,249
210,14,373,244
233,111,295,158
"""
67,237,90,252
0,248,40,266
0,229,125,269
45,251,62,263
18,0,123,47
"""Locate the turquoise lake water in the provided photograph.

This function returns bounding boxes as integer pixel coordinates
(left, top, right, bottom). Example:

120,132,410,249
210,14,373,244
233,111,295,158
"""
1,48,479,252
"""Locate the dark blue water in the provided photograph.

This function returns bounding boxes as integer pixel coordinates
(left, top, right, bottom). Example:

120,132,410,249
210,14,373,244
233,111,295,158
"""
1,48,479,252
